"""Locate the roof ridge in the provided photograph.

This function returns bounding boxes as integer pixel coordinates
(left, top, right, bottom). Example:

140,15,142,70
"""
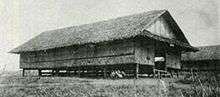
10,10,195,53
139,10,167,33
44,10,167,34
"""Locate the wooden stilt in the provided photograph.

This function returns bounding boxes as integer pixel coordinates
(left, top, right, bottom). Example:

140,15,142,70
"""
74,69,77,75
95,67,99,77
153,66,155,78
52,70,55,76
170,70,174,78
158,71,161,79
67,69,70,76
22,69,25,77
177,70,179,78
38,69,42,76
78,67,81,77
103,66,107,78
55,69,59,76
82,67,85,76
135,64,139,79
52,70,54,75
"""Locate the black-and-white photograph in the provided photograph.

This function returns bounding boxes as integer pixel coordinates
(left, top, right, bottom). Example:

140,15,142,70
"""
0,0,219,97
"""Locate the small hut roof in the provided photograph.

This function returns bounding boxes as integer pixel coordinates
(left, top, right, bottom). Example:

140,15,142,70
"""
182,45,220,61
10,10,196,53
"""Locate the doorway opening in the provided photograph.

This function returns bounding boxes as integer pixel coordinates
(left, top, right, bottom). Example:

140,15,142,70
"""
155,50,166,70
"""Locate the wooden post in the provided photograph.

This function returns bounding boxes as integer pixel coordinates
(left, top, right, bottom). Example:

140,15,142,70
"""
95,66,99,77
67,69,70,76
103,66,107,78
158,71,161,79
177,70,179,78
153,66,155,78
135,64,139,79
170,70,173,78
78,67,81,77
52,69,55,76
82,67,85,77
38,69,42,76
22,69,25,77
52,70,54,75
74,69,77,75
55,69,59,76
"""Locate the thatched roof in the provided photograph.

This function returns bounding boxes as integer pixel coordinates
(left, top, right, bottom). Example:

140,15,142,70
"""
10,10,196,53
182,45,220,61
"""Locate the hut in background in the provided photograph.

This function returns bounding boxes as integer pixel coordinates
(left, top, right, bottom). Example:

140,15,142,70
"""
182,45,220,72
10,10,197,78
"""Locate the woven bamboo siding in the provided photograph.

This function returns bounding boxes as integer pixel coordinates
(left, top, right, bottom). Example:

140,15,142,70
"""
20,55,135,69
20,39,135,68
135,38,155,65
20,40,134,63
147,16,175,39
165,51,181,69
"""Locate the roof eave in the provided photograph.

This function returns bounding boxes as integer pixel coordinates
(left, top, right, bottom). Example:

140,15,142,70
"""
8,51,20,54
141,30,198,52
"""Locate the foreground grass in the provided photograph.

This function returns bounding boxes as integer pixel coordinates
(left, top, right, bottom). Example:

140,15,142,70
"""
0,71,184,97
2,71,219,97
0,77,169,97
0,83,161,97
175,71,220,97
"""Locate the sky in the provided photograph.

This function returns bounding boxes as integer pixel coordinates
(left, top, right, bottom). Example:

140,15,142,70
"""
0,0,219,71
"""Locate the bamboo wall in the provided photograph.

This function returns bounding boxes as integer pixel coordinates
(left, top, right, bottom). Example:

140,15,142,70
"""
135,38,155,65
20,39,135,69
20,37,183,70
165,51,181,69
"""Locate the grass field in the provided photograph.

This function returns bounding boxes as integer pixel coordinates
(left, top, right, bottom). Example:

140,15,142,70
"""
0,71,219,97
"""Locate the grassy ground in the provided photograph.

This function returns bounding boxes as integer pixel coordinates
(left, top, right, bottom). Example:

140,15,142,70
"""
1,71,219,97
174,71,220,97
0,71,186,97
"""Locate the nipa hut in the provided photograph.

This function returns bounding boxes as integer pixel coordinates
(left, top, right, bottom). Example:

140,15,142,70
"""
10,10,197,78
182,45,220,72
